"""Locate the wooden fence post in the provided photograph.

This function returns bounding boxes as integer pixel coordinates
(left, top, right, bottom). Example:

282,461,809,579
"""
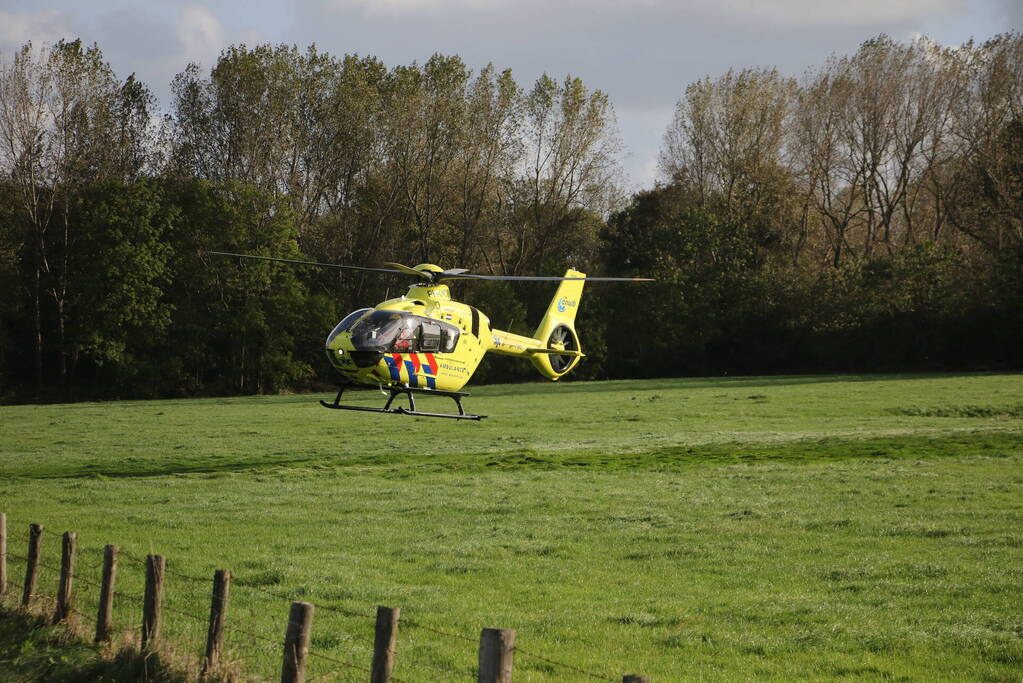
201,569,231,677
142,554,165,651
280,601,314,683
20,524,42,608
0,513,6,596
623,676,650,683
95,545,118,643
370,605,400,683
477,627,516,683
53,531,77,623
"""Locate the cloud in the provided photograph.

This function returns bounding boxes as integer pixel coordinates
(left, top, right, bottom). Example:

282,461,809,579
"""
695,0,966,29
176,4,224,67
328,0,666,17
329,0,508,13
326,0,963,26
997,0,1023,30
614,104,675,189
0,9,73,54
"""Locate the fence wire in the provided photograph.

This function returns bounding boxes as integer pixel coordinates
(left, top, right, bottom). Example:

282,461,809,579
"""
2,527,629,683
401,654,477,680
400,615,479,644
515,644,617,681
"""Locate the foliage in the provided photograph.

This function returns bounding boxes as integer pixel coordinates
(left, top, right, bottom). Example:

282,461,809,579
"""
63,180,173,389
600,189,787,376
159,179,334,396
0,175,331,398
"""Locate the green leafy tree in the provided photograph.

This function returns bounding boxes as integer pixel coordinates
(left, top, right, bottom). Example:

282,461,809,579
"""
162,179,333,395
601,188,773,377
0,40,156,391
63,179,173,394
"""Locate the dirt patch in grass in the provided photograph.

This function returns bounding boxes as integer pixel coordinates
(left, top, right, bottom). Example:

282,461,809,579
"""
889,404,1023,418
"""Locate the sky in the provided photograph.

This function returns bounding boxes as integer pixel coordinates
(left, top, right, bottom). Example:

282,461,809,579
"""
1,0,1019,190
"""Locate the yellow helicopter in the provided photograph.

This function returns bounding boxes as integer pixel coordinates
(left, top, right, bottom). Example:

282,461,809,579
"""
210,252,651,420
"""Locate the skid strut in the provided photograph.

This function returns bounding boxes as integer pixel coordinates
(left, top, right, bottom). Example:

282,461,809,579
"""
320,384,486,420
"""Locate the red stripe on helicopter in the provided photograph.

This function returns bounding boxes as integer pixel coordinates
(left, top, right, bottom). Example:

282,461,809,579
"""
386,353,437,385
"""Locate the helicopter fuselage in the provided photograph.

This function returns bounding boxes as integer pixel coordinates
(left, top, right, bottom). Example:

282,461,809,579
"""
205,251,646,418
324,272,585,394
325,283,547,393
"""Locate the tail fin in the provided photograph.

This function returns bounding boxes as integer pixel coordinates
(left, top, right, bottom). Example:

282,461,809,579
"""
530,269,585,380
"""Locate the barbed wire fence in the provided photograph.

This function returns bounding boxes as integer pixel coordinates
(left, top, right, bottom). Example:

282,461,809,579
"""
0,512,650,682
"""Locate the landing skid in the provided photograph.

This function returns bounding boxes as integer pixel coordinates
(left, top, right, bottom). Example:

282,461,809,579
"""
320,384,487,421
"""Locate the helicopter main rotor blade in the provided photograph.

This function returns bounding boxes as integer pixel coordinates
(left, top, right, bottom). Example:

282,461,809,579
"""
206,251,405,276
438,273,655,282
381,262,432,279
380,263,474,281
206,251,654,282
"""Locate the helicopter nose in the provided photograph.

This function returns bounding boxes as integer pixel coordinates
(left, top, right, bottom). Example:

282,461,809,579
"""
325,334,351,370
325,335,382,370
325,345,345,370
347,351,383,367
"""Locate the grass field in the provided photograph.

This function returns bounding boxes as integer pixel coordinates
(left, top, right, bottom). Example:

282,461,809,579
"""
1,373,1021,681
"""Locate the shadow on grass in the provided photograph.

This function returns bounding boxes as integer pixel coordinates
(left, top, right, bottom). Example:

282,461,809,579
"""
1,455,322,481
450,431,1023,472
0,608,189,683
7,431,1023,481
474,372,1017,397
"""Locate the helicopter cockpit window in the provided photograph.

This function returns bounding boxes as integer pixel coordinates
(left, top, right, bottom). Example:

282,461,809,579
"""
418,322,442,352
326,307,372,345
348,311,459,354
349,311,410,352
419,318,460,353
441,327,458,352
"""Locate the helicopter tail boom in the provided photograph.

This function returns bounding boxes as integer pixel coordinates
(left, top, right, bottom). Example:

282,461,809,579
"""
485,269,586,379
530,269,585,379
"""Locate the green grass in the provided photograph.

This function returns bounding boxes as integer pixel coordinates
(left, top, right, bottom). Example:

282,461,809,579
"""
0,608,189,682
1,373,1021,681
0,609,105,682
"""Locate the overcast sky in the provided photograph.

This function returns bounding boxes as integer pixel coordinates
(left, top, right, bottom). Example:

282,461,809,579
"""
1,0,1019,189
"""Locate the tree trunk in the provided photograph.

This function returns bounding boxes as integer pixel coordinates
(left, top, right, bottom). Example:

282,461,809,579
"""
33,265,43,394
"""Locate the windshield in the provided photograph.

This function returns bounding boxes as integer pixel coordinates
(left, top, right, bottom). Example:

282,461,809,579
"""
349,310,414,352
346,310,461,354
325,307,372,346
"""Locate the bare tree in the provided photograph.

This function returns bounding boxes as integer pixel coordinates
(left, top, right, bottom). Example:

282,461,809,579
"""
0,43,54,389
948,33,1023,253
500,74,622,275
789,37,973,266
379,55,469,264
792,63,859,266
661,68,797,260
453,64,520,269
0,40,149,387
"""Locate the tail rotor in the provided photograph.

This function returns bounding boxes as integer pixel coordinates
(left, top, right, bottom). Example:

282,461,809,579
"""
547,324,580,374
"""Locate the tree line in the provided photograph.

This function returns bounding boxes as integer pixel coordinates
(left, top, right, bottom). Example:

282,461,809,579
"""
0,34,1019,401
616,33,1021,377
